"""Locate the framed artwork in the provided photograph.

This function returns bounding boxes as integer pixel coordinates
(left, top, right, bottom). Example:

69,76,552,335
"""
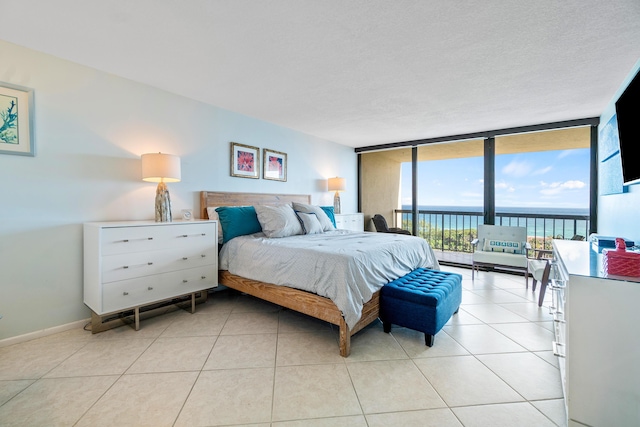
230,142,260,179
263,148,287,182
0,82,35,156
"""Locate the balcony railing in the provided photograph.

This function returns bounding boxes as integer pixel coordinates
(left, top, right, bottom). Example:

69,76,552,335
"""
395,208,590,254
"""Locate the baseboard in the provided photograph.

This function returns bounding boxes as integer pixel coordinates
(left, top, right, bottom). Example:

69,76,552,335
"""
0,318,89,348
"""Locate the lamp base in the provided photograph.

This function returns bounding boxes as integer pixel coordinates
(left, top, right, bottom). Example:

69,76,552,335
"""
333,191,341,214
155,182,172,222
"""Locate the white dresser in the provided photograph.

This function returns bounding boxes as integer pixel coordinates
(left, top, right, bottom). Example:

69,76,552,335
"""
552,239,640,427
334,213,364,231
84,220,218,331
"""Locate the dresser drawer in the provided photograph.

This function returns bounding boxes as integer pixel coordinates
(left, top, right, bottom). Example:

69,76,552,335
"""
102,247,217,283
84,220,218,324
101,223,216,255
162,265,217,295
101,265,216,314
102,276,164,314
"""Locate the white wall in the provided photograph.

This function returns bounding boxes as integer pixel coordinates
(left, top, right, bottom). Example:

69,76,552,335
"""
597,58,640,244
0,41,357,340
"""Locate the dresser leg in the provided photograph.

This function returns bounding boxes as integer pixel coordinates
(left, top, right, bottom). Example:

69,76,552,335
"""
134,307,140,331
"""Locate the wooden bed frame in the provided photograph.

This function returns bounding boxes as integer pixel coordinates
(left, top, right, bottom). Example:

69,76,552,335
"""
200,191,381,357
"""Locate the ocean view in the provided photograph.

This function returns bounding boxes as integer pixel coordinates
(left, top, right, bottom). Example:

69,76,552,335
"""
399,205,590,238
401,205,589,216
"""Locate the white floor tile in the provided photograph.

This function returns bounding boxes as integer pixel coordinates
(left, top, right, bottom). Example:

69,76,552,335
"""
531,399,568,426
443,324,526,354
44,338,154,378
347,359,446,413
176,368,274,426
343,325,408,362
366,408,463,427
159,310,229,337
461,303,530,323
0,380,33,406
0,376,118,426
468,289,530,304
278,309,333,334
391,328,469,358
452,402,557,427
273,415,368,427
204,333,277,369
0,339,87,380
220,311,280,335
273,364,361,421
276,330,345,366
127,336,216,373
500,302,554,322
477,352,563,400
490,322,554,352
414,356,524,407
77,372,198,427
0,269,568,425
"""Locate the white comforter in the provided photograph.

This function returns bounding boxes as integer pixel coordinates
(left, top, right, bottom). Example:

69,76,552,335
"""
219,230,440,329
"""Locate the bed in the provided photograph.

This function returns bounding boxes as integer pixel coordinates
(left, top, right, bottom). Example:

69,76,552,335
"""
200,191,439,357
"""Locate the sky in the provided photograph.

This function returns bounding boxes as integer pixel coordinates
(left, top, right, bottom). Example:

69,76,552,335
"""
400,148,590,210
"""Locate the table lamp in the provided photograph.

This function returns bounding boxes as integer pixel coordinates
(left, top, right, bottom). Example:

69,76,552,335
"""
141,152,181,222
328,177,346,214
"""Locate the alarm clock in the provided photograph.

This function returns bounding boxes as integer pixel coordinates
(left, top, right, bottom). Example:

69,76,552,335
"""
181,209,193,221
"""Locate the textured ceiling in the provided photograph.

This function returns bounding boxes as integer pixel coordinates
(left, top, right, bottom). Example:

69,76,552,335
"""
1,0,639,148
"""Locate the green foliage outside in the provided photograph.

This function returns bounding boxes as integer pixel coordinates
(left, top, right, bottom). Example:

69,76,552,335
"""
401,218,572,255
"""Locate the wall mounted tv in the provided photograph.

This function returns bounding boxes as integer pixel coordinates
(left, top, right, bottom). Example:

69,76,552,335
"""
615,69,640,185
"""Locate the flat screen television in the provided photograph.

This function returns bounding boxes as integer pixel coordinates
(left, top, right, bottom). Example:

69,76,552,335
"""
615,69,640,185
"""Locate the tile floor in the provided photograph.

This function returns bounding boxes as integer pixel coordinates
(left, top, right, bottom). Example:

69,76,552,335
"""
0,266,566,426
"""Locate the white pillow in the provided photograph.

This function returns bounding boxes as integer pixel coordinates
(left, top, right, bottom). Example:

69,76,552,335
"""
291,202,335,231
254,204,303,238
296,212,324,235
206,206,224,244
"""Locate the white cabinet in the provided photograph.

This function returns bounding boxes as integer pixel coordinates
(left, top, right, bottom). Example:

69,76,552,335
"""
553,240,640,427
335,213,364,231
84,220,218,331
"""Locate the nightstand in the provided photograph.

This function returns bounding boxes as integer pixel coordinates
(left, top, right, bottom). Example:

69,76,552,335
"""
334,213,364,231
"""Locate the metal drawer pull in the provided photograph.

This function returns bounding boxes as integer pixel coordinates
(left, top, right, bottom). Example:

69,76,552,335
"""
121,237,153,243
122,262,153,269
552,341,566,358
123,292,129,296
183,257,188,260
201,254,206,258
148,286,153,290
183,279,188,283
201,276,206,279
177,233,207,238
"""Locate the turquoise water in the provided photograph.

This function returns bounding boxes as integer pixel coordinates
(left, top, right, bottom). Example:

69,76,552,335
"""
401,206,590,238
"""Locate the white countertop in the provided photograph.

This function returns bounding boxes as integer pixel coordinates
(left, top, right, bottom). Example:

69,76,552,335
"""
553,239,640,283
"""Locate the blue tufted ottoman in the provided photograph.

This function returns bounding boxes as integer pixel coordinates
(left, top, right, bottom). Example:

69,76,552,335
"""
380,268,463,346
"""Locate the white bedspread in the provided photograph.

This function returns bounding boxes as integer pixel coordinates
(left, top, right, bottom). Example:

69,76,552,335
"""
219,230,440,329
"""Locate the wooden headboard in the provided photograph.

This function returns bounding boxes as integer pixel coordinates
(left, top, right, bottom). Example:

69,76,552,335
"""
200,191,311,219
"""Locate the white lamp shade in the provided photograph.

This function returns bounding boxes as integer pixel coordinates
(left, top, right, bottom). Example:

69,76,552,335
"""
328,177,346,192
141,153,181,183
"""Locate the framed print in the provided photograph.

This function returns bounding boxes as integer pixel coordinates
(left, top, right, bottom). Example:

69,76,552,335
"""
0,82,35,156
263,148,287,182
230,142,260,179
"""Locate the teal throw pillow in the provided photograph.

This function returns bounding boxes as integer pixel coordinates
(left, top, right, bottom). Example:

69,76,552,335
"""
215,206,262,243
320,206,337,227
